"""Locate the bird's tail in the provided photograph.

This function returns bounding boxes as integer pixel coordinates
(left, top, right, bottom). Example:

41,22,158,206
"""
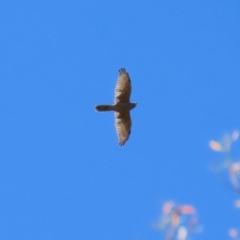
95,105,114,112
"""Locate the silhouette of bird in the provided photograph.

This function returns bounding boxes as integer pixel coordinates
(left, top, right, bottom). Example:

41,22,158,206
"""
95,68,137,146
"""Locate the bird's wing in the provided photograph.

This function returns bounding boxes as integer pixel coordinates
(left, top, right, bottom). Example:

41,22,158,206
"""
115,111,132,146
114,68,132,103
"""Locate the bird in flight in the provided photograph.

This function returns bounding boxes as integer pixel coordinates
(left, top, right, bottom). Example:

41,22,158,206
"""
95,68,137,146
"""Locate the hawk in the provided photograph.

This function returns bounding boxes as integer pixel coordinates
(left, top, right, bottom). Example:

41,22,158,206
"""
95,68,137,146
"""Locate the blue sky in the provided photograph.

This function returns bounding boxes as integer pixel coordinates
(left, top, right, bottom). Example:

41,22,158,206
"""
0,1,240,239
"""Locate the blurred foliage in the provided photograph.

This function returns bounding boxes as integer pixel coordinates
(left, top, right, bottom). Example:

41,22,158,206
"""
153,201,201,240
152,130,240,239
209,130,240,239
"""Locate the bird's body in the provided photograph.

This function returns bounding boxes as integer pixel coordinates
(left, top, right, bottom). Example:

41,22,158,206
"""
95,68,137,146
96,102,136,112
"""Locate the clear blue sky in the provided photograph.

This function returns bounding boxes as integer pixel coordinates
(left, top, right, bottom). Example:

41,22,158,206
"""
0,1,240,239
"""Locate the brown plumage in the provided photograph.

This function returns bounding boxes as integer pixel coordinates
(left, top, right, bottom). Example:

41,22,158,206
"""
95,68,137,146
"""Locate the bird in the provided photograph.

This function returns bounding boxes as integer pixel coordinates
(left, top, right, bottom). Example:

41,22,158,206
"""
95,68,137,146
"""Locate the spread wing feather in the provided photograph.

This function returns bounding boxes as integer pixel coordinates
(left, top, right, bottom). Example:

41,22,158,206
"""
114,68,132,103
115,111,132,146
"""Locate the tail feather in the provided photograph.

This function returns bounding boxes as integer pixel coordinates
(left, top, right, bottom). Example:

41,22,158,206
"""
95,105,114,112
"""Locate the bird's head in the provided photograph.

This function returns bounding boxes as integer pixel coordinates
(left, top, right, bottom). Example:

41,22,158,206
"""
130,102,137,109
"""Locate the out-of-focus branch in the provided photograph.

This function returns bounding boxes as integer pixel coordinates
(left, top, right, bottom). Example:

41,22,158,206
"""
209,130,240,239
153,201,201,240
